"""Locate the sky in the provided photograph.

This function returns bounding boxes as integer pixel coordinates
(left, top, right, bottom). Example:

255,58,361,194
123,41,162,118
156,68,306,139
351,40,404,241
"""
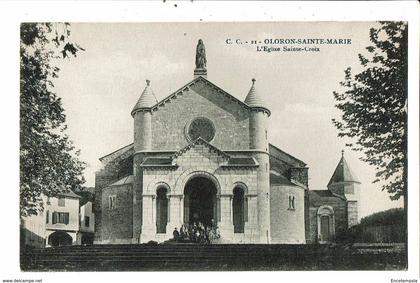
52,22,404,218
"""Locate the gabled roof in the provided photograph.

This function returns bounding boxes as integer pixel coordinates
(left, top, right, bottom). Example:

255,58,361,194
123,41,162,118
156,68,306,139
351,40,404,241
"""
327,154,360,186
106,175,133,187
173,137,230,160
99,143,134,162
269,143,307,167
308,189,347,205
133,76,251,115
58,190,81,199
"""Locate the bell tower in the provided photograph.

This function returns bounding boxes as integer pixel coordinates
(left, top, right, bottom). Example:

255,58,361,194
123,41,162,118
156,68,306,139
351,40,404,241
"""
327,151,361,227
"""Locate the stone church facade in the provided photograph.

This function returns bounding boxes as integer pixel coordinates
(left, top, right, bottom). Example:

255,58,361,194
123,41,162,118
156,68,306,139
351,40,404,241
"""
94,41,360,244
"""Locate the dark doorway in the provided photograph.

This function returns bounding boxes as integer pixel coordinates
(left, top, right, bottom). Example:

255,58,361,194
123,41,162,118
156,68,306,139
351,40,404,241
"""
184,177,217,226
48,231,72,247
320,215,330,242
81,234,94,246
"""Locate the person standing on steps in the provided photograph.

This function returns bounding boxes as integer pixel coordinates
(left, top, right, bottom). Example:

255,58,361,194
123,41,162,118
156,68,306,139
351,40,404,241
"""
173,227,180,242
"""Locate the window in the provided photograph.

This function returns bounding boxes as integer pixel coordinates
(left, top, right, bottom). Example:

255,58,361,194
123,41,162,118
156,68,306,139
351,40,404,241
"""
288,195,296,210
156,187,168,233
46,210,49,224
85,216,90,227
233,187,245,233
58,196,65,207
109,195,117,209
186,117,216,142
52,212,69,224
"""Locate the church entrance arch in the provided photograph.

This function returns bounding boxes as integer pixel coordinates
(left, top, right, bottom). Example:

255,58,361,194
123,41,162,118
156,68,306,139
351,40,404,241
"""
184,176,217,226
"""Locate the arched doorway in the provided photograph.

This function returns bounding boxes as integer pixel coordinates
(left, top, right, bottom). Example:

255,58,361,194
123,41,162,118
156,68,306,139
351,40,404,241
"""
48,231,72,247
184,177,217,226
317,205,335,243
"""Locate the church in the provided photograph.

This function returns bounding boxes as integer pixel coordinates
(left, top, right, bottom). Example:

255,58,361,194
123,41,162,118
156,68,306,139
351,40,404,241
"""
94,40,361,244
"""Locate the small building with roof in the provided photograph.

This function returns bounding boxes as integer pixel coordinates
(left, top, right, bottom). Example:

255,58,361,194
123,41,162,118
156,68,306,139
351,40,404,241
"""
93,40,360,244
21,189,96,248
22,190,81,248
307,152,361,243
77,188,95,245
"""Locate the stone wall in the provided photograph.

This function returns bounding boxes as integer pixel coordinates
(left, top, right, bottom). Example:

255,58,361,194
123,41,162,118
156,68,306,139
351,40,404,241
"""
99,183,134,243
308,197,347,243
94,146,134,243
150,80,250,151
80,202,95,233
21,210,45,248
270,185,306,244
347,201,358,228
140,142,260,243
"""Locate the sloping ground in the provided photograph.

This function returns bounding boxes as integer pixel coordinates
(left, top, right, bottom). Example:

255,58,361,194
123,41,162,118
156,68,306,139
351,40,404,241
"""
21,243,406,271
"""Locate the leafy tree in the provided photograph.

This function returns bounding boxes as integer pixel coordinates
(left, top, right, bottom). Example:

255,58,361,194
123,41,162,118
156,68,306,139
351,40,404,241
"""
332,22,408,202
360,208,405,227
20,23,86,217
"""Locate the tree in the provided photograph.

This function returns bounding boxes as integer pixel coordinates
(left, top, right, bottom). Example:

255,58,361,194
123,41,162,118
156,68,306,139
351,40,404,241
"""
20,23,86,217
332,21,407,203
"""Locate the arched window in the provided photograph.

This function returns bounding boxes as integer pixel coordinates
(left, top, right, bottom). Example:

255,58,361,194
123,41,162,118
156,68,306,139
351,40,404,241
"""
156,187,168,233
233,187,245,233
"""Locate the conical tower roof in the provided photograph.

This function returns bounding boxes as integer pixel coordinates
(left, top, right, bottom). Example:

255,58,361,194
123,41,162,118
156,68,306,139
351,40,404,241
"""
131,79,158,115
244,78,270,112
327,151,360,186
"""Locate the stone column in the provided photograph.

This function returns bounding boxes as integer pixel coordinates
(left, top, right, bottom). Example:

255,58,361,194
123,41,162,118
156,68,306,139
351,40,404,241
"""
152,195,156,224
219,194,234,242
216,195,221,223
140,194,156,243
244,194,258,242
230,196,233,224
180,195,184,226
167,195,171,223
167,195,183,234
184,195,189,224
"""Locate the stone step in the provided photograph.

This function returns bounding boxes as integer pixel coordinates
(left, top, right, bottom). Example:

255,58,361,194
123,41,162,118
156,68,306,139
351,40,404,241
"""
22,244,406,271
24,257,314,271
28,249,305,255
29,244,319,253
